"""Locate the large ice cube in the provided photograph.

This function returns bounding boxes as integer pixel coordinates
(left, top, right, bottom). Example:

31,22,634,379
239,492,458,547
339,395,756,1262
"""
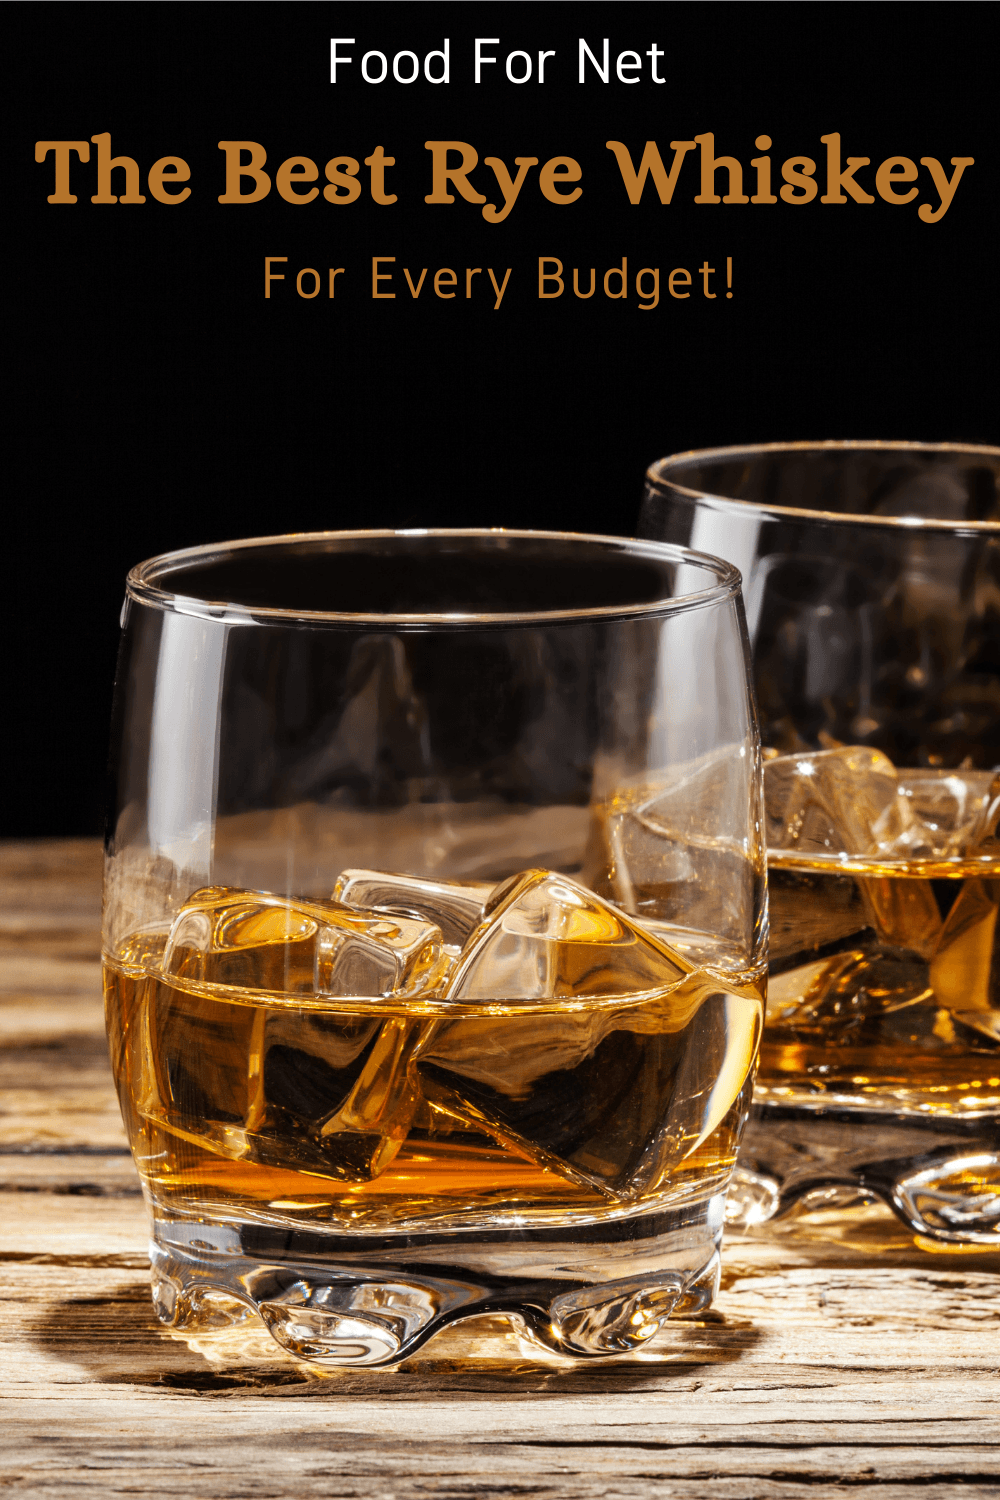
415,1022,662,1201
148,887,447,1181
162,886,445,998
257,1008,427,1182
332,869,494,946
405,871,749,1201
764,747,899,856
144,886,453,1181
582,754,760,952
136,975,415,1179
585,791,695,917
445,869,690,1002
634,986,762,1178
418,972,760,1201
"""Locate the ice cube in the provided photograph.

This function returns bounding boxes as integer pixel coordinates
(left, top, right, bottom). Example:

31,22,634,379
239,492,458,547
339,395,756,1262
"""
162,886,445,998
764,747,900,856
418,970,761,1201
636,986,762,1174
151,887,447,1181
928,877,1000,1014
583,753,755,946
261,1013,377,1143
766,752,1000,862
403,872,731,1200
860,874,942,958
415,1023,655,1201
136,979,411,1180
891,770,1000,858
584,793,695,917
332,869,494,946
313,1017,427,1178
259,1009,427,1181
419,1008,615,1099
445,870,690,1002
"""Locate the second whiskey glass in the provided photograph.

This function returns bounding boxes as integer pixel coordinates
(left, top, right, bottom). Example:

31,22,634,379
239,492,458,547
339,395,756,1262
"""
642,442,1000,1247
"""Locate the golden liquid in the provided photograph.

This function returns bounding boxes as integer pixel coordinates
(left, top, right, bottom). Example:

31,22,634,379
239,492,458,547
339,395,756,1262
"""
761,852,1000,1111
104,891,764,1233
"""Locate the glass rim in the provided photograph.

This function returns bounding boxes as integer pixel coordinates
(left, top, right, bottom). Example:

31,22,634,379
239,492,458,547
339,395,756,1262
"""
646,440,1000,533
125,527,743,626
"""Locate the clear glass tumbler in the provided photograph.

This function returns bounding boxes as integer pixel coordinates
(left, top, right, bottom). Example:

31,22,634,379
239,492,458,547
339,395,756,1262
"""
104,529,766,1366
641,442,1000,1247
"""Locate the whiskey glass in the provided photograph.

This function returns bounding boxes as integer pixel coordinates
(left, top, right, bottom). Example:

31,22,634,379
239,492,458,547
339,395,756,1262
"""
641,442,1000,1247
104,529,766,1366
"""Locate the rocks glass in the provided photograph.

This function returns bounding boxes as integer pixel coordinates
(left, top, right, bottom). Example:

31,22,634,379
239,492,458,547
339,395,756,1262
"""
642,442,1000,1247
103,529,766,1365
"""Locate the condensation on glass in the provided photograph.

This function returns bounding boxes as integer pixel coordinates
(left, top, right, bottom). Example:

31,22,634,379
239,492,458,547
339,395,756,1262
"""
642,443,1000,1247
104,529,766,1366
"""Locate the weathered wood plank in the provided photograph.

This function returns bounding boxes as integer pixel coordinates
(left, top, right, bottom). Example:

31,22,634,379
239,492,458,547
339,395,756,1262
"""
0,1151,140,1195
2,838,999,1498
4,1448,996,1500
0,841,124,1153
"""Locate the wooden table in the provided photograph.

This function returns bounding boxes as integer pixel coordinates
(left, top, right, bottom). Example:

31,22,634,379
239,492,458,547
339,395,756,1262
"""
3,840,999,1498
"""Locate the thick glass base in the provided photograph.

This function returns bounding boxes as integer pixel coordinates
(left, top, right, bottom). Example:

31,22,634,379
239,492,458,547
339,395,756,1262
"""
730,1100,1000,1245
148,1194,725,1366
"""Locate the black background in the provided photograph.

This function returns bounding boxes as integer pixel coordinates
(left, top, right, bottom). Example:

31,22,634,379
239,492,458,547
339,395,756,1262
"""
6,1,997,836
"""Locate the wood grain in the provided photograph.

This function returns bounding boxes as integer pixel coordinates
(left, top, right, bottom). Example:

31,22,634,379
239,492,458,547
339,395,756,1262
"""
1,839,999,1499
